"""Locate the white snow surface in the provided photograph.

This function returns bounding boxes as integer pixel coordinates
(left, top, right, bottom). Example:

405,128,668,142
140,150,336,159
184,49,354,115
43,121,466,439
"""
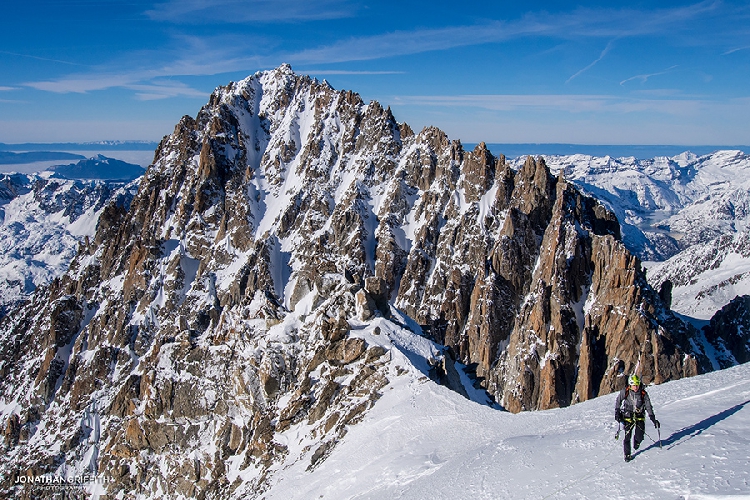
0,172,137,314
646,230,750,321
265,361,750,500
514,150,750,262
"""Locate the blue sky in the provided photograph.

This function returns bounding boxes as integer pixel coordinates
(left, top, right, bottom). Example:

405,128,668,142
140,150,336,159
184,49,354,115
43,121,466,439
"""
1,0,748,145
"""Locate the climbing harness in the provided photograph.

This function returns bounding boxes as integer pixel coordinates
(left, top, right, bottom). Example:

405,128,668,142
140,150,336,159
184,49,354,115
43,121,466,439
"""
622,415,645,424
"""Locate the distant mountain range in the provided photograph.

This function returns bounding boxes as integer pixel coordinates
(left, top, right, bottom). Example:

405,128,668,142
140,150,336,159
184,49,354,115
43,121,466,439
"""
0,150,86,165
4,142,747,161
49,154,146,181
0,141,159,153
523,150,750,260
0,171,139,317
477,143,750,159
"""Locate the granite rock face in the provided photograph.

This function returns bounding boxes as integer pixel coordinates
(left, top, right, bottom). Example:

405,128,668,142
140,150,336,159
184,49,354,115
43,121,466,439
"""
488,176,703,412
0,65,728,498
702,294,750,367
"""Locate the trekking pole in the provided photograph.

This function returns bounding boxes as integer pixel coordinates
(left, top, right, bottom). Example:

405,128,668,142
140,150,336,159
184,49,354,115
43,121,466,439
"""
615,422,621,440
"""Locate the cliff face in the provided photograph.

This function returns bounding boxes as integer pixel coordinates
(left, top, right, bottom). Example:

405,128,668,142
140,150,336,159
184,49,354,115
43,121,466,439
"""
702,294,750,367
484,173,701,412
0,65,717,498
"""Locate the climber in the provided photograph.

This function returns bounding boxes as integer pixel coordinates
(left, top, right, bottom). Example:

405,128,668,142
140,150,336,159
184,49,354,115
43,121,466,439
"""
614,374,660,462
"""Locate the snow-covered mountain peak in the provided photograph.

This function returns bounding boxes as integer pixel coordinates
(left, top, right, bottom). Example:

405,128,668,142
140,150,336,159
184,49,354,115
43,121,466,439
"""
0,65,745,499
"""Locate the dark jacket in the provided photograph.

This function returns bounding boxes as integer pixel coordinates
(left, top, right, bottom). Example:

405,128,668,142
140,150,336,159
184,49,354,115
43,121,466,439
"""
615,385,655,422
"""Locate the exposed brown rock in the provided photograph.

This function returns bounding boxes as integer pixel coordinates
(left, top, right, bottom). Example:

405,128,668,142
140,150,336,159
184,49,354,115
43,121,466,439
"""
496,180,698,412
326,338,367,365
321,309,350,342
355,289,376,321
703,294,750,366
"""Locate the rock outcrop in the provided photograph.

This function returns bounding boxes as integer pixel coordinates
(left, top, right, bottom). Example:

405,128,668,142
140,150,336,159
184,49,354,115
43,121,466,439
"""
491,178,702,412
703,294,750,367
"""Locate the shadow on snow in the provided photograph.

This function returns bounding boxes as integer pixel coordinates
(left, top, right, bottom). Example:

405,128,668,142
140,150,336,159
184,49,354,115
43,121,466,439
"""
640,399,750,454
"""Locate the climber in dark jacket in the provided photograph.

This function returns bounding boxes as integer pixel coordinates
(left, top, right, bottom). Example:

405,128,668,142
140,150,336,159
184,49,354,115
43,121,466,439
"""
615,374,660,462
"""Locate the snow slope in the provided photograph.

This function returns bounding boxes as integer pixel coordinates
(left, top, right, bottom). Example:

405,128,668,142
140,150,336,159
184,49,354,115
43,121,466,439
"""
646,230,750,321
0,172,138,316
265,359,750,499
521,150,750,262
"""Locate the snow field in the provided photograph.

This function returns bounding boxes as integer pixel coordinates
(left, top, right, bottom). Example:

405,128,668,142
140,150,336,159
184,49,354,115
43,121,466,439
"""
264,360,750,499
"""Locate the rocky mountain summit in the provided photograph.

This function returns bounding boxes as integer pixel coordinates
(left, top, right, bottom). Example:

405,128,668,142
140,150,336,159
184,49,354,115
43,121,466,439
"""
0,65,737,499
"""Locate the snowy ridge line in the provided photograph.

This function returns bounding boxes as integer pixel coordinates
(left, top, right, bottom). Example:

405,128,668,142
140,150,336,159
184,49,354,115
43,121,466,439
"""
263,363,750,499
660,379,750,408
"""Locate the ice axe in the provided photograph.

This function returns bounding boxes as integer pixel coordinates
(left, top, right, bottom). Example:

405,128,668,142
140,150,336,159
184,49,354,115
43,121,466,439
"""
658,426,662,449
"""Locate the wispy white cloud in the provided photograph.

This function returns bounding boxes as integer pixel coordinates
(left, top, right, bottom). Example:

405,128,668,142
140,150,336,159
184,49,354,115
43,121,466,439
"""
138,2,729,74
620,65,679,86
26,75,140,94
24,70,209,100
279,2,722,65
20,35,252,96
146,0,354,23
581,0,722,37
566,40,616,84
722,46,750,55
629,88,683,97
19,1,732,98
0,84,22,102
126,81,208,101
405,93,750,144
284,21,518,65
393,94,713,116
296,70,405,76
0,50,88,67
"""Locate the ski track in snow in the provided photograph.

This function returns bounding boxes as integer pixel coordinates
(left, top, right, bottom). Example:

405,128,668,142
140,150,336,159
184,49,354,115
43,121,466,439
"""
264,362,750,500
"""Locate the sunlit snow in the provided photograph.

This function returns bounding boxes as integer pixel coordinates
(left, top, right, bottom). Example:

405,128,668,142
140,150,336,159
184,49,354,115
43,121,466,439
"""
265,360,750,500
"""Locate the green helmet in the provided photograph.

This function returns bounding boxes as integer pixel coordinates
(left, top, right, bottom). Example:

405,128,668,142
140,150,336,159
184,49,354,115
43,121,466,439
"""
628,374,641,386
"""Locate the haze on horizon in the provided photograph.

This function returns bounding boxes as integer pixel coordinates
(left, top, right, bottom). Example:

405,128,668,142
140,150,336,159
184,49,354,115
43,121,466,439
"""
1,0,748,146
